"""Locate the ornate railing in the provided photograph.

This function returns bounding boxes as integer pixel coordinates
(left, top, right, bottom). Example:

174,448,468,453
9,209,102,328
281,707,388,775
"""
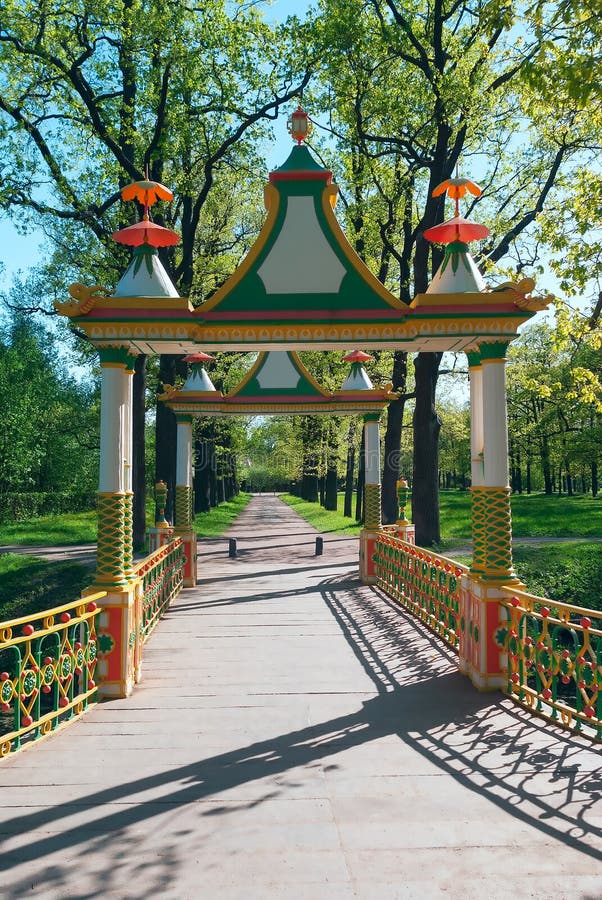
373,533,467,652
497,588,601,741
0,593,104,758
133,537,185,643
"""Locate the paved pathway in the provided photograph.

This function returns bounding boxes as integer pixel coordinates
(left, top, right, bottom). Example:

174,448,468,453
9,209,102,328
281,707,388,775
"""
0,496,601,899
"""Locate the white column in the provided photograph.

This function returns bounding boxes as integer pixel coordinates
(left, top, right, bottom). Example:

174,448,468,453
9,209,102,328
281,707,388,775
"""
364,420,381,485
468,359,484,487
99,365,127,493
123,367,133,493
482,357,510,487
176,420,193,487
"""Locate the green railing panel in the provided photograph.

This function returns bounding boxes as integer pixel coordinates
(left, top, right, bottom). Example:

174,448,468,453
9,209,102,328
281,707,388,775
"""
133,538,185,643
0,593,104,759
373,533,467,652
497,588,601,741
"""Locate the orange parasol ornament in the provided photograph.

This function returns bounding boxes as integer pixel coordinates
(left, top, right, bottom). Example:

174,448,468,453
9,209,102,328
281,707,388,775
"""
426,168,488,245
121,179,173,207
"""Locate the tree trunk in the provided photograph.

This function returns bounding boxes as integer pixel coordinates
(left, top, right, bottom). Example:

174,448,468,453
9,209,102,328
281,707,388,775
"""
344,423,355,518
325,467,338,510
382,351,408,524
565,460,573,496
412,352,442,545
155,355,178,523
209,441,217,507
132,354,147,549
195,438,211,513
592,461,598,497
526,453,532,494
541,435,553,494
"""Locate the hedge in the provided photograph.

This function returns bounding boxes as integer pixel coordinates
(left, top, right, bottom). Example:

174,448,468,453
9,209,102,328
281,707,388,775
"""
0,492,96,523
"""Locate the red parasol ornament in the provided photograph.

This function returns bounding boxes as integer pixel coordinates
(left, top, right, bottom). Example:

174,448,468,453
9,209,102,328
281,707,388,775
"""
112,219,180,247
423,215,490,244
343,349,373,363
183,352,215,364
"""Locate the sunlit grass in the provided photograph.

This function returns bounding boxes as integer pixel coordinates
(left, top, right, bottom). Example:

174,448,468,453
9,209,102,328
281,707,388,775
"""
0,511,98,546
194,492,251,537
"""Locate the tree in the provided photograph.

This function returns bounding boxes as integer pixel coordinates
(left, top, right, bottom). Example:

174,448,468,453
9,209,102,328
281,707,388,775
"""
307,0,602,543
0,0,312,528
0,308,98,497
506,317,602,495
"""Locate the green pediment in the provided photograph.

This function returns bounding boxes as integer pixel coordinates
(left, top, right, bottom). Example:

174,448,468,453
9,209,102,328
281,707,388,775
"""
195,145,405,319
230,352,329,399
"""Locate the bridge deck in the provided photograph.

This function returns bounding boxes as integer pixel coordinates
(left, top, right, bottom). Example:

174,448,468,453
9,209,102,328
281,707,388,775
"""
1,495,600,899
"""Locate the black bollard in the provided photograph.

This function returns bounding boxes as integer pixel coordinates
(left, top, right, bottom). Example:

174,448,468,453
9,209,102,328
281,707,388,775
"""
315,536,323,556
229,538,237,558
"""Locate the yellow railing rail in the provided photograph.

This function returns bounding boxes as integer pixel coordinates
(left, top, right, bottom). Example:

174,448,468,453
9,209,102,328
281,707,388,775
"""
0,592,104,758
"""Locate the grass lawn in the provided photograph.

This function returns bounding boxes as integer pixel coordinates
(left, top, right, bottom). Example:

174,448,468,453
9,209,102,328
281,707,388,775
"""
282,491,602,542
0,492,251,622
439,490,602,540
280,491,602,610
194,492,251,537
0,511,98,546
0,554,92,622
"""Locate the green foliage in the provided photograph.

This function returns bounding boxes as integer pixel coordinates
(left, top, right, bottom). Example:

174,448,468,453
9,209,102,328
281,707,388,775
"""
0,0,311,299
506,320,601,494
193,491,251,538
0,491,95,524
0,554,91,622
0,311,99,496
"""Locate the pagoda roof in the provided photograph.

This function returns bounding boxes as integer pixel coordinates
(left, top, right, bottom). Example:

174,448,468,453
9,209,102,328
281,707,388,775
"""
160,351,395,417
54,139,552,353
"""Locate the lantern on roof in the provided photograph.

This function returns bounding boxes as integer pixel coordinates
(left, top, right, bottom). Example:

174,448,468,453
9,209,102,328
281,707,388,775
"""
288,106,312,145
